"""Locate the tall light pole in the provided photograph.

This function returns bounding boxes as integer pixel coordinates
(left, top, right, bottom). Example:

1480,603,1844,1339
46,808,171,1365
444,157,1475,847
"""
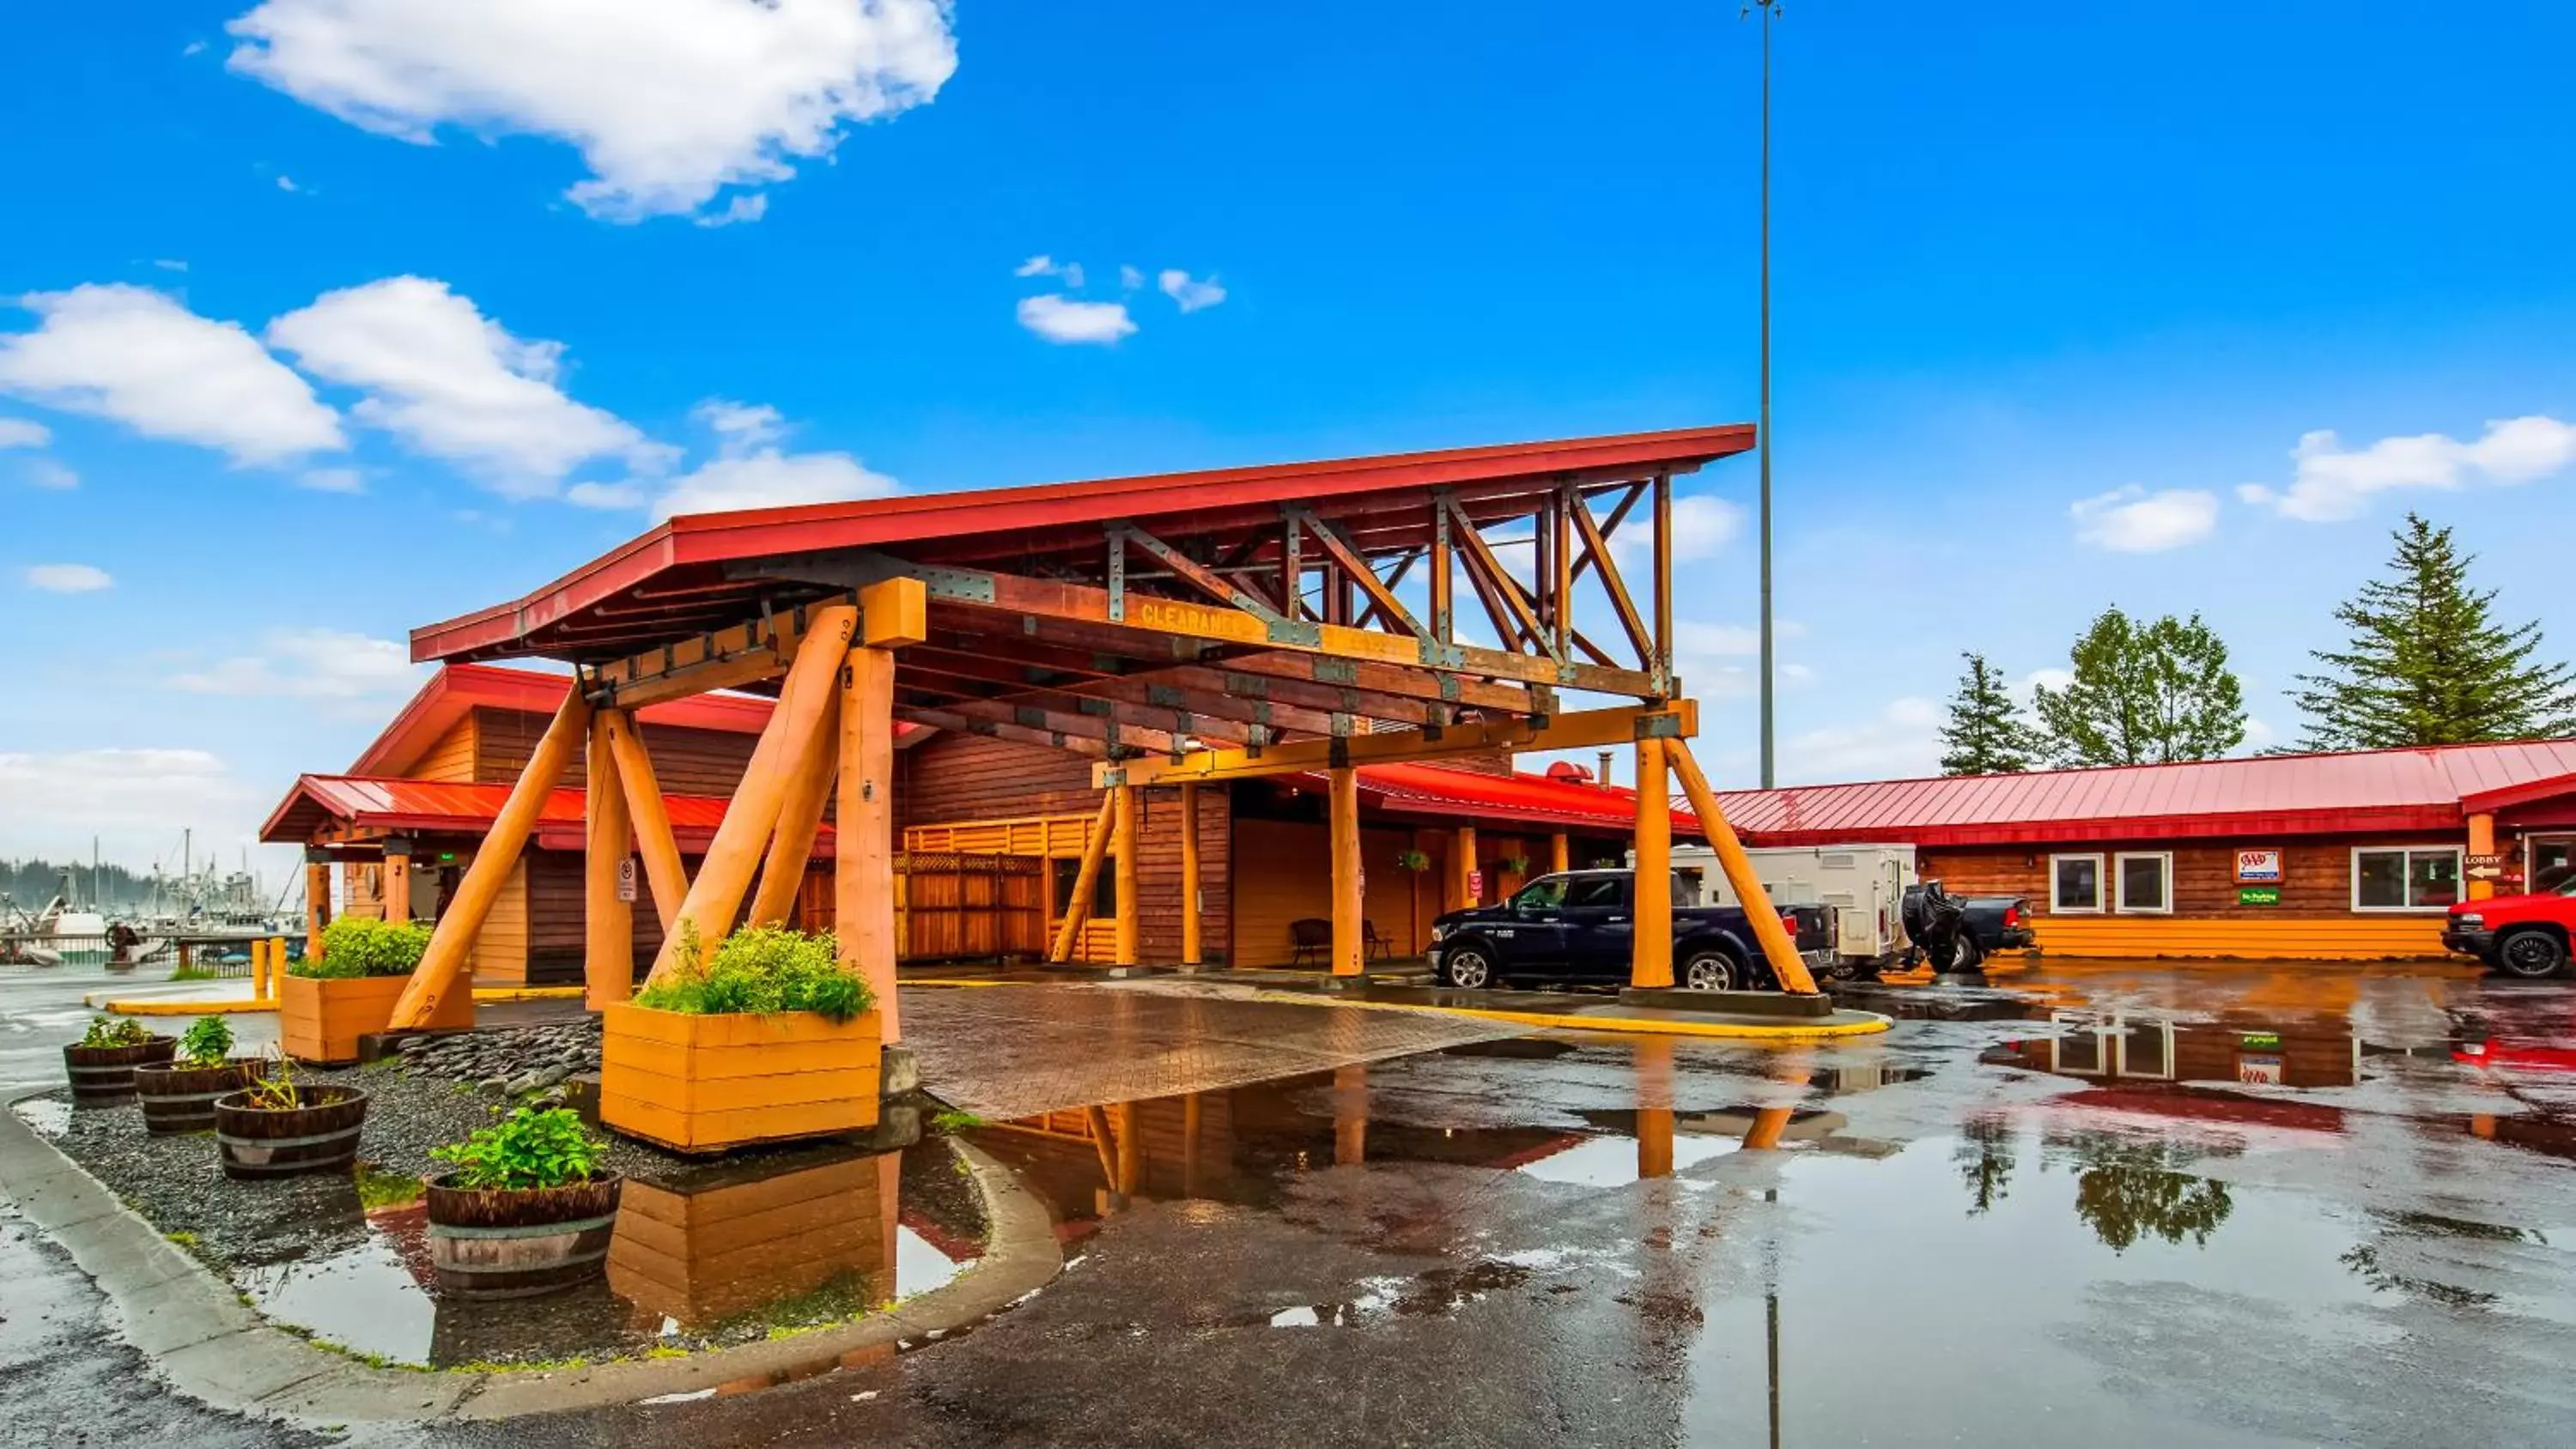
1751,2,1779,788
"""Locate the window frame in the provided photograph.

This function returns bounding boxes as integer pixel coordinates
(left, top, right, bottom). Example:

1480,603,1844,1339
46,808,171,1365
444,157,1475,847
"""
2049,853,2106,914
2113,851,2175,916
2349,845,2464,913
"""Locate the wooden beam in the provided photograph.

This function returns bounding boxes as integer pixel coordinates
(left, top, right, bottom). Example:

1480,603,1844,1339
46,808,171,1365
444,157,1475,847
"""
1179,780,1203,967
1429,494,1455,645
1352,548,1423,634
1048,792,1118,961
1206,652,1537,716
1652,473,1674,685
896,706,1114,758
908,675,1261,744
1115,521,1284,621
592,614,797,711
1446,497,1550,658
1290,507,1423,637
1101,700,1695,787
840,646,901,1041
1570,490,1656,671
1631,737,1674,990
1569,480,1648,586
392,686,590,1029
1667,737,1819,994
911,696,1181,756
642,605,857,986
584,718,635,1010
1112,783,1140,966
603,708,687,934
748,690,839,928
1330,766,1362,977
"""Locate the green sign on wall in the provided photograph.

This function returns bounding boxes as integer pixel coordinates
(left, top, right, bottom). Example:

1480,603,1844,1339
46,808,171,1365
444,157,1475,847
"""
2239,886,2281,906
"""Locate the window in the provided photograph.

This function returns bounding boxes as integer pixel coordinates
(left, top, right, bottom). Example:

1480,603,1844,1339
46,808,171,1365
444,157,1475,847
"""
2050,854,2105,913
2116,852,2172,914
1510,878,1566,912
1563,876,1627,909
1053,857,1117,919
2352,846,2461,912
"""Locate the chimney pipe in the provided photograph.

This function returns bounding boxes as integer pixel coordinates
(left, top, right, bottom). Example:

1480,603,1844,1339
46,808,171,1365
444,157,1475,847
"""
1597,749,1614,789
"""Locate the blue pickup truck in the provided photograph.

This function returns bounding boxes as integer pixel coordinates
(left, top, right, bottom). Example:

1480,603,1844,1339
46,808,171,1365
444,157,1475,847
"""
1426,869,1838,991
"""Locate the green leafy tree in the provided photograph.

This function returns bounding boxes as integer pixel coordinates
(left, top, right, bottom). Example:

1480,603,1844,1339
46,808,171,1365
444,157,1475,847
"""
2292,512,2576,750
2032,608,2246,766
2052,1134,2236,1252
1939,652,2046,775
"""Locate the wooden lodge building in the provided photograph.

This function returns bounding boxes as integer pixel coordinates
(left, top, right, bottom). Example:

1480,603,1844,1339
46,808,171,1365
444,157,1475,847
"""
266,666,2576,980
263,664,1674,985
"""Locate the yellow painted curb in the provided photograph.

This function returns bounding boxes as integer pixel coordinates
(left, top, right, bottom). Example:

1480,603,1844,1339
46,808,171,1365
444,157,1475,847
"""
88,997,276,1016
1249,990,1894,1040
470,985,587,1003
898,978,1018,988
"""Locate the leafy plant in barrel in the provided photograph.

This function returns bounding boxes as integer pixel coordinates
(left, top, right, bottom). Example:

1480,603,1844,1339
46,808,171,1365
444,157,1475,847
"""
635,925,873,1023
431,1106,605,1191
177,1015,234,1067
295,918,434,979
80,1016,152,1050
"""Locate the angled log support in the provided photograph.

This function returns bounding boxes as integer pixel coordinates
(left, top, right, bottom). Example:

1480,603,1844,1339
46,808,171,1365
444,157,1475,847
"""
584,720,635,1010
1048,792,1119,961
749,690,841,928
392,687,591,1029
642,604,857,987
1631,737,1674,990
1667,737,1819,995
602,708,688,934
838,644,900,1041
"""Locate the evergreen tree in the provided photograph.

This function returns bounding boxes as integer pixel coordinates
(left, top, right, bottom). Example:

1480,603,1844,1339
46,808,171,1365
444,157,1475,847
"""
1938,652,2044,774
2032,607,2246,766
2292,512,2576,750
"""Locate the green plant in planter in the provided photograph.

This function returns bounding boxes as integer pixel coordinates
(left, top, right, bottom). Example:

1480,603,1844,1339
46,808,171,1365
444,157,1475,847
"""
635,924,875,1023
432,1106,605,1191
1394,849,1432,872
295,917,433,979
80,1016,152,1049
177,1016,235,1066
243,1049,307,1111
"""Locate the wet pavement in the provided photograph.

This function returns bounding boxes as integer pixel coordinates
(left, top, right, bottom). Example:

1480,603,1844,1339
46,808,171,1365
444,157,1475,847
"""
8,961,2576,1444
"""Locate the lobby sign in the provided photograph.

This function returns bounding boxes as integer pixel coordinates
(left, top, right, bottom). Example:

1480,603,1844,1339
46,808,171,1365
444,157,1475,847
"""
2234,847,2285,885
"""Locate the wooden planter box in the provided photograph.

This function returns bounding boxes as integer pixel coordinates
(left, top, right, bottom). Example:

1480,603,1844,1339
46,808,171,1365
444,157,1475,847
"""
606,1151,896,1325
600,1003,881,1155
279,973,472,1064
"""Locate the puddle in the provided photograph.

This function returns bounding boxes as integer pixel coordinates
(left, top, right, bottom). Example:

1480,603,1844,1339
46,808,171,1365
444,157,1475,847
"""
235,1137,985,1368
11,1096,71,1137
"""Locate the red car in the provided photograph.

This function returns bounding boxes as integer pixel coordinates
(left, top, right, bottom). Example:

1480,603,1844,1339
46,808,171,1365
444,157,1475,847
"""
2445,880,2576,979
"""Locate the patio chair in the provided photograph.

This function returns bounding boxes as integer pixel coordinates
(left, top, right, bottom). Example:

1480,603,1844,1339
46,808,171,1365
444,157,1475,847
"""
1289,918,1331,968
1363,920,1393,961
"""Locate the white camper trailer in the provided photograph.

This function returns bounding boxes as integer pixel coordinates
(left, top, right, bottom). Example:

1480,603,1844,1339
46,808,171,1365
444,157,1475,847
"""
1674,842,1917,973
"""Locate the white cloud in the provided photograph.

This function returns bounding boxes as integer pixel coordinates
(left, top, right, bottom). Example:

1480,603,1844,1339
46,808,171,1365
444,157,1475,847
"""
0,284,343,465
694,397,788,452
24,563,113,593
693,193,769,228
276,173,307,193
2016,667,2074,708
1015,255,1084,288
1157,269,1225,312
2249,415,2576,522
1610,493,1744,566
1119,264,1145,291
169,627,426,700
1017,294,1136,346
2243,717,2279,752
566,480,646,510
296,466,366,493
2069,485,2219,552
24,458,80,490
154,258,190,272
0,417,52,449
265,276,670,496
0,748,259,861
1784,696,1945,783
653,449,896,522
225,0,958,223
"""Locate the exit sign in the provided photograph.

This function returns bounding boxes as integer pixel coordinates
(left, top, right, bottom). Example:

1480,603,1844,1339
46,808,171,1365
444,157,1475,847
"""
2239,886,2281,906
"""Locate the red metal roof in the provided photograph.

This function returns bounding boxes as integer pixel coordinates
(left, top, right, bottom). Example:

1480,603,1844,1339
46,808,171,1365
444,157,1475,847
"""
1285,762,1698,835
349,663,784,776
1710,739,2576,848
410,425,1755,664
258,773,829,857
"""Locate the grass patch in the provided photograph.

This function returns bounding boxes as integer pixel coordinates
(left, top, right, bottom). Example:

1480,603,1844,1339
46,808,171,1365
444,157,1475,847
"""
929,1109,990,1134
167,964,222,983
354,1164,427,1210
164,1230,198,1247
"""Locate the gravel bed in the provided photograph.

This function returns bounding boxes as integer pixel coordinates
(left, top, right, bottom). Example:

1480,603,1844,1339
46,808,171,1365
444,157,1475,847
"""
396,1017,601,1095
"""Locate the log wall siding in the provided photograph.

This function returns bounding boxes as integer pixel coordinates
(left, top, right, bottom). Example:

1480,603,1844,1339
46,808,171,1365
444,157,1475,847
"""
896,733,1232,964
465,854,532,985
470,706,760,798
410,715,479,783
1919,833,2464,961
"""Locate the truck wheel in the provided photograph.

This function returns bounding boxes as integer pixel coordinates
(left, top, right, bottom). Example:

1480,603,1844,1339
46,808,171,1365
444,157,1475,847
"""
1933,934,1984,973
1680,950,1738,991
2495,929,2569,979
1441,945,1496,990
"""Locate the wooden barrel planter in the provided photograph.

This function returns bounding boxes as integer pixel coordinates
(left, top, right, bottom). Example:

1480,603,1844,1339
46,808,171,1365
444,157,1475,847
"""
212,1085,369,1179
425,1173,624,1300
63,1036,177,1106
133,1059,265,1135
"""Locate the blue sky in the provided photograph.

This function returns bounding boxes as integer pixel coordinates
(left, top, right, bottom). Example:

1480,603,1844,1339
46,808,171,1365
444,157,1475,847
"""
4,1,2573,876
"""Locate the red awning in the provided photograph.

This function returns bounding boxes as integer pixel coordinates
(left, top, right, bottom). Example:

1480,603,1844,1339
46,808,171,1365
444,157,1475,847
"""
258,773,828,857
1283,762,1698,835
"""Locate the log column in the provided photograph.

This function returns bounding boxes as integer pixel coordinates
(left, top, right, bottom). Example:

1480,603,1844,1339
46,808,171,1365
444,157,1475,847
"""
1330,766,1364,976
1631,737,1674,990
1449,826,1479,910
392,686,591,1029
837,645,900,1040
1112,783,1140,966
1636,1034,1675,1179
381,837,414,925
583,721,635,1011
2468,811,2498,902
1549,831,1571,876
303,847,332,962
1179,781,1204,968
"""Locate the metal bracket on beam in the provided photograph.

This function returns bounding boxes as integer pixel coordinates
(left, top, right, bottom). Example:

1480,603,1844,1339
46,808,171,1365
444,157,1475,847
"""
1146,684,1188,710
1100,766,1127,788
1266,616,1323,647
1417,638,1465,670
1311,658,1358,686
1634,712,1685,740
1106,525,1127,621
1329,713,1355,737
